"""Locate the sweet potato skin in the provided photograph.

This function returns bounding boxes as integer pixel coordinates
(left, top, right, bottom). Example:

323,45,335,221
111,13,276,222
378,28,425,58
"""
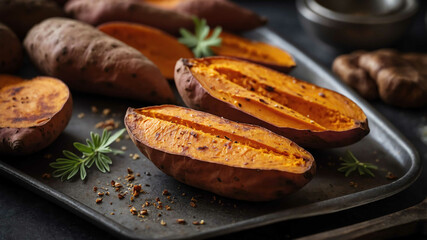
0,0,64,39
0,23,22,73
175,58,369,148
174,0,267,32
0,75,72,155
24,18,175,103
65,0,193,35
125,106,315,201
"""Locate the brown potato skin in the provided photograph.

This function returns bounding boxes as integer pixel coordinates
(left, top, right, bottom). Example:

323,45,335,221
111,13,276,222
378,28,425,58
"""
0,23,22,73
125,107,315,201
174,0,267,32
24,18,175,103
175,58,369,148
65,0,193,35
0,76,72,156
0,0,64,39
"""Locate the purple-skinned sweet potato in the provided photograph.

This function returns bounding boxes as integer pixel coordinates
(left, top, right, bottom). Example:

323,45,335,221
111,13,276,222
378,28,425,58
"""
125,105,315,201
174,57,369,148
0,23,22,73
0,75,72,155
24,18,175,103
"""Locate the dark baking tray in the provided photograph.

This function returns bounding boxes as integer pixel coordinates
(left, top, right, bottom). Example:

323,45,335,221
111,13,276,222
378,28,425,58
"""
0,27,421,240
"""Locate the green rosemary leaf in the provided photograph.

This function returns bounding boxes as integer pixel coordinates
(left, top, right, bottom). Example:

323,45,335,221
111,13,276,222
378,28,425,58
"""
338,150,378,177
50,128,125,181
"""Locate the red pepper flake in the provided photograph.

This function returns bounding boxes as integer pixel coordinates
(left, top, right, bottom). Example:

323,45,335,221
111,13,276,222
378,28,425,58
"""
93,186,98,192
110,180,116,187
176,219,186,224
95,198,103,204
190,202,197,208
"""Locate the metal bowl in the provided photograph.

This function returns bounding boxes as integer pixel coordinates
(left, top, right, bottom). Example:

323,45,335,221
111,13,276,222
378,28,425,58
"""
296,0,418,49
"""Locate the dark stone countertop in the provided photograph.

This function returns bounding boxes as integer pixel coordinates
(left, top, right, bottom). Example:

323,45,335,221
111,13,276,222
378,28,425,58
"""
1,1,426,239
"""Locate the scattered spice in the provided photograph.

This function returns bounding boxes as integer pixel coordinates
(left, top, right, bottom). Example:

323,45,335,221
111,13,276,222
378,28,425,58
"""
127,168,133,174
190,202,197,208
126,174,135,182
98,192,104,196
130,206,137,215
162,189,170,196
165,205,171,211
176,219,186,224
95,118,120,130
160,220,167,226
132,153,140,160
118,193,125,199
43,153,52,159
102,108,111,116
110,212,115,215
93,186,98,192
192,220,205,225
140,209,148,215
77,113,85,119
121,146,127,151
41,173,51,179
96,198,103,204
91,106,98,113
386,171,398,180
132,185,142,197
110,180,115,187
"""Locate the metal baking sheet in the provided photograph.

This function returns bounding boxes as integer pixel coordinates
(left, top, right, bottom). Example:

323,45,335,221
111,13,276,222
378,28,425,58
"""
0,27,421,239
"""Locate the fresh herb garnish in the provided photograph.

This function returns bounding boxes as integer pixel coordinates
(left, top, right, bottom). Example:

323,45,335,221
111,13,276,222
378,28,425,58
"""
179,17,222,58
49,128,126,181
338,150,378,177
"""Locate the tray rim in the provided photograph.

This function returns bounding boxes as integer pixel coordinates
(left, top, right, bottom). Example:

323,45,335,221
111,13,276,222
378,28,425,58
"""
0,27,422,240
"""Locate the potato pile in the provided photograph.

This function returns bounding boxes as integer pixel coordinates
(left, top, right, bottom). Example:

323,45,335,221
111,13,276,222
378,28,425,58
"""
1,0,372,201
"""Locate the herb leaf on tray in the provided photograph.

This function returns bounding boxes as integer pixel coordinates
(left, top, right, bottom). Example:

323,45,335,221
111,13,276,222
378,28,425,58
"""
179,17,222,58
49,128,126,181
338,150,378,177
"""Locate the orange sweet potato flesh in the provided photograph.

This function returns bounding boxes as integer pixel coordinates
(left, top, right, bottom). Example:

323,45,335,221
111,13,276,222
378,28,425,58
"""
212,32,296,73
175,57,369,148
125,105,315,201
0,75,72,155
143,0,183,9
98,22,193,79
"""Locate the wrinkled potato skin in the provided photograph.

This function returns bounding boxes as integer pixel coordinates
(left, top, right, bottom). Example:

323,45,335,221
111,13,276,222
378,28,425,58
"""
125,107,315,201
174,0,267,32
65,0,193,35
0,77,73,155
0,23,22,73
174,58,369,148
24,18,175,103
0,0,64,39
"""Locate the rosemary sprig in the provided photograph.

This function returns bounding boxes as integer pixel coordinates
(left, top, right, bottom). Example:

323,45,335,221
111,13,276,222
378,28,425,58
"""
179,17,222,58
338,150,378,177
49,128,126,181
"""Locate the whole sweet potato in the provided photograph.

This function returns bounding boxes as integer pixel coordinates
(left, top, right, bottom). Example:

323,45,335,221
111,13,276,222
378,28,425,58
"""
24,18,175,103
0,75,72,155
125,105,315,201
65,0,193,35
0,0,64,39
0,23,22,73
174,0,267,32
175,57,369,148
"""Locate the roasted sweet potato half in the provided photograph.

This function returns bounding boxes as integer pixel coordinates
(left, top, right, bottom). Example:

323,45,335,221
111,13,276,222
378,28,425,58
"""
212,31,296,73
175,57,369,148
0,75,72,155
125,105,315,201
98,22,193,79
24,18,174,103
0,23,22,74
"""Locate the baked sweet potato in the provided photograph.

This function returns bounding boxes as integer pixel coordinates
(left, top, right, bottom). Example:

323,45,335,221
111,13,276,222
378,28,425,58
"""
212,31,296,72
175,57,369,148
0,23,22,73
174,0,267,32
0,75,72,155
98,22,193,79
125,105,315,201
65,0,193,35
24,18,175,103
0,0,64,39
